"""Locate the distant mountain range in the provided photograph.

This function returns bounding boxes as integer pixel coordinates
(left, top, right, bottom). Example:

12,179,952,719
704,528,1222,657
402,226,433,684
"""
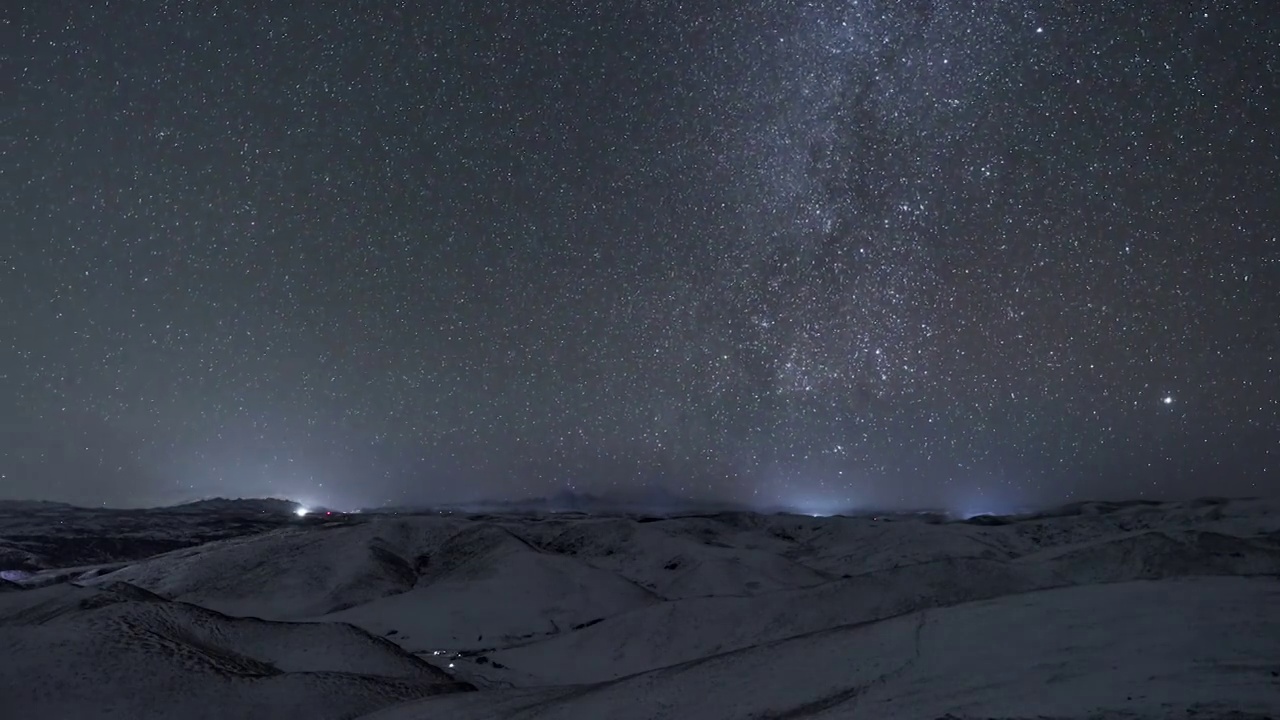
161,497,303,515
0,497,307,516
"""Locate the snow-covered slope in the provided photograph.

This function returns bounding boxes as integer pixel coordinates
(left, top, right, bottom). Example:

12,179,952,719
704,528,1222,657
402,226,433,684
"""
316,525,661,652
480,556,1057,685
0,582,472,720
366,577,1280,720
2,495,1277,719
84,522,433,619
529,515,833,598
0,498,306,572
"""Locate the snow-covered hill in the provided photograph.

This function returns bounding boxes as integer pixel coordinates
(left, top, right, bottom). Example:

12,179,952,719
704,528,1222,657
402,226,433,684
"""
0,581,472,720
1,496,1277,718
365,576,1280,720
0,497,309,576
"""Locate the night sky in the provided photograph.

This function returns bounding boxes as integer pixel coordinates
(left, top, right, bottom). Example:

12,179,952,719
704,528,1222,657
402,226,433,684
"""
6,1,1278,512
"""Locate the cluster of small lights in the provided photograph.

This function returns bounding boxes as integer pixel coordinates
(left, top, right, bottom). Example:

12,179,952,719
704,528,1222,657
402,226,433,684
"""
5,1,1276,509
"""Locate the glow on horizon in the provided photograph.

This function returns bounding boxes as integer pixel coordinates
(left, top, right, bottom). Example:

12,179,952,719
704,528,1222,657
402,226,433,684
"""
785,495,853,518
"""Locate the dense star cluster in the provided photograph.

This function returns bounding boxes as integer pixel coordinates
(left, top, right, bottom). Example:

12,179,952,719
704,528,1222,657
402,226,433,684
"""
6,1,1277,510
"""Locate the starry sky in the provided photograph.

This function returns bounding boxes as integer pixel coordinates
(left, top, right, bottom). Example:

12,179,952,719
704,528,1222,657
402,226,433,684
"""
6,1,1278,512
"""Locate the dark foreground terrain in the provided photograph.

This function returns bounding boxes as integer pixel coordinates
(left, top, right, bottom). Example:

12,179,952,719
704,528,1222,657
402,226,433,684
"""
1,496,1278,719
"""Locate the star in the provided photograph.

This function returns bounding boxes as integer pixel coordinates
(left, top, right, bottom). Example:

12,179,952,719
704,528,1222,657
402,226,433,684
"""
4,1,1275,510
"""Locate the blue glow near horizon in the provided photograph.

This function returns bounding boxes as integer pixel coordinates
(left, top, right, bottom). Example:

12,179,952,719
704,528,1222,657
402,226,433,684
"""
785,496,852,517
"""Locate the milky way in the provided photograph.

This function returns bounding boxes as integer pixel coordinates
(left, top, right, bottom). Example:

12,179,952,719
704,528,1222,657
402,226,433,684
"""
6,1,1278,510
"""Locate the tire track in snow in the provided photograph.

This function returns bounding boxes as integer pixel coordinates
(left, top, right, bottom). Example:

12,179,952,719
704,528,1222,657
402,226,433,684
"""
755,609,929,720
